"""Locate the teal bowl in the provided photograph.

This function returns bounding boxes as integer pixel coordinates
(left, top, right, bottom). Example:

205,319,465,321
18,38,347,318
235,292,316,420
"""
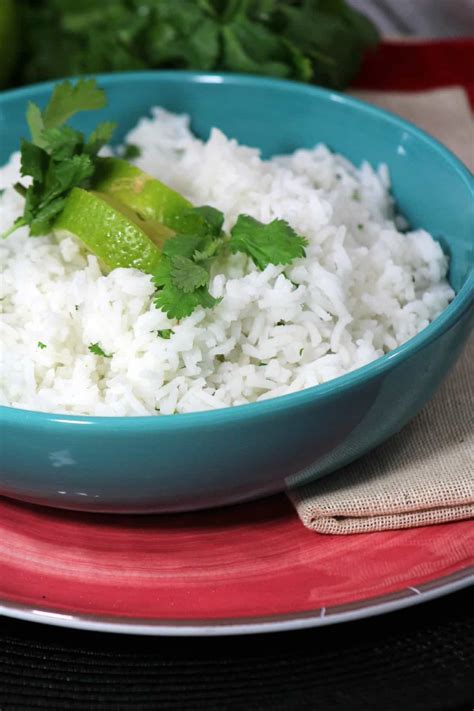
0,72,473,512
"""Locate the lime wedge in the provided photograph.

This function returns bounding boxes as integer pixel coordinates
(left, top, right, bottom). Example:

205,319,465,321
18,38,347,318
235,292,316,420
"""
92,158,191,227
54,188,174,273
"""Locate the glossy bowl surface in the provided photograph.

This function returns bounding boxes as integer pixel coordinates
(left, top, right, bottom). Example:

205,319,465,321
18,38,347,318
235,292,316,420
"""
0,71,473,512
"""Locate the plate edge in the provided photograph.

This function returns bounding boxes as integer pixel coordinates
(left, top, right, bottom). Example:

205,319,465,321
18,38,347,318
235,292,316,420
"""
1,568,472,636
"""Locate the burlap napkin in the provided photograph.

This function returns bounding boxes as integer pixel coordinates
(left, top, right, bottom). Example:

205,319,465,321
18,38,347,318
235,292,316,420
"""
288,87,474,534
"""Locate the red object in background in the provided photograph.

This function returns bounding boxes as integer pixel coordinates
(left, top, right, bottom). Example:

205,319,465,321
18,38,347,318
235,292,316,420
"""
354,38,474,107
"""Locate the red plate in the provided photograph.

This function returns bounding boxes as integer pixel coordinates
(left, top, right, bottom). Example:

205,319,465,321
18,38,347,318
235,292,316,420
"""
0,494,472,635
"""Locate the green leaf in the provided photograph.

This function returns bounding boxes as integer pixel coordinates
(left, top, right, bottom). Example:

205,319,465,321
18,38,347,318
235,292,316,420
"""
1,216,27,240
283,38,313,82
122,143,141,160
43,79,107,129
162,234,205,260
145,6,219,71
157,329,174,339
221,24,290,78
154,282,219,320
41,126,84,160
276,0,379,89
229,215,307,270
342,5,379,46
23,183,43,224
26,102,45,146
88,342,112,357
20,140,49,182
153,256,218,319
6,79,115,239
85,121,117,156
37,341,47,349
190,205,224,235
166,205,224,238
28,197,68,236
41,154,94,206
170,255,209,293
193,236,224,262
18,0,377,91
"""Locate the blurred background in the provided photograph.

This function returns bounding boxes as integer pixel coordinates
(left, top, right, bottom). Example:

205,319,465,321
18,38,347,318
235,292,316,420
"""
350,0,474,37
1,0,473,90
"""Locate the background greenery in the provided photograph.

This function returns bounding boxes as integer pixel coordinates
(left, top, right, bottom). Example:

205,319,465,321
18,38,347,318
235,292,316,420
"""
1,0,378,89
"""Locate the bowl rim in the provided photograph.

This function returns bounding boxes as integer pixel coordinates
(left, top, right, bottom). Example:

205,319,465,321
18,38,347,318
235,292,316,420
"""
1,70,473,430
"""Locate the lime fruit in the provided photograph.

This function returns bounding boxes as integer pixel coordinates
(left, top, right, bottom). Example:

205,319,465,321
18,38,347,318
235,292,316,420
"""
0,0,19,88
54,188,174,273
92,158,192,227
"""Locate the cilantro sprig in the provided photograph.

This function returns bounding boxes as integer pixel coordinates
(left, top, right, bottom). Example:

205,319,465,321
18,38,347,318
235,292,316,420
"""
3,79,115,238
229,214,308,270
153,206,307,319
88,342,113,358
4,78,308,323
153,206,224,319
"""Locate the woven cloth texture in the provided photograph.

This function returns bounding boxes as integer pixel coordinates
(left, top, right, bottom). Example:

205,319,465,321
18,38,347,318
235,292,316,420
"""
290,335,473,533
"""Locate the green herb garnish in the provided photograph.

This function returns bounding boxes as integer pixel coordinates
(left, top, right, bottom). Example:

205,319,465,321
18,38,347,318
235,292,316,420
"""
153,206,307,319
37,341,47,349
157,329,174,339
3,79,115,238
229,214,307,270
88,342,112,358
122,143,141,160
6,79,309,323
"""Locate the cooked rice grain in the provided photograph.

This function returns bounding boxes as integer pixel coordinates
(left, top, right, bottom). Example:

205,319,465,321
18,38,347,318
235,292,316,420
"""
0,109,454,415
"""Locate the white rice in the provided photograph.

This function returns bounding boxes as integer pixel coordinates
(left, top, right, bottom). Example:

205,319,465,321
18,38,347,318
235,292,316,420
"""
0,109,454,416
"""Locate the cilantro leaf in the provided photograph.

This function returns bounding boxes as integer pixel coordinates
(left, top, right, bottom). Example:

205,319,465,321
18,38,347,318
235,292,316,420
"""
229,215,307,270
170,255,209,293
153,207,307,319
162,233,205,260
154,284,219,320
88,342,112,358
42,154,95,205
41,126,84,160
221,16,301,79
166,205,224,238
162,206,225,263
37,341,47,349
19,1,378,91
153,257,218,319
43,79,107,129
20,140,48,182
122,143,141,160
189,205,224,236
4,79,115,240
157,329,174,339
85,121,117,156
193,236,224,262
26,102,45,147
28,197,68,237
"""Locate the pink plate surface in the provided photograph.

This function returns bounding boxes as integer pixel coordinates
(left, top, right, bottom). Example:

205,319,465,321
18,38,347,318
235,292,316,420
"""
0,494,472,635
